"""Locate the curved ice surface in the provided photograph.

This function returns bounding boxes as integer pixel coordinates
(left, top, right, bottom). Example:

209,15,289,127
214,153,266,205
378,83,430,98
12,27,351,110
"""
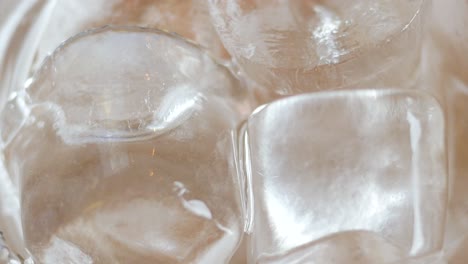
1,26,252,263
0,0,229,129
209,0,426,97
34,0,229,73
7,26,248,145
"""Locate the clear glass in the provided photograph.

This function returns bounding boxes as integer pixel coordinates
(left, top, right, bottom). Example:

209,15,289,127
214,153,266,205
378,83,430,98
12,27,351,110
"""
208,0,429,100
241,89,446,263
1,26,252,263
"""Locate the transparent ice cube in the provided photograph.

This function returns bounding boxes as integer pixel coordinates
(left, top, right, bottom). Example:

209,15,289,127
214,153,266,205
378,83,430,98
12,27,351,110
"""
241,89,447,263
1,26,252,263
208,0,427,100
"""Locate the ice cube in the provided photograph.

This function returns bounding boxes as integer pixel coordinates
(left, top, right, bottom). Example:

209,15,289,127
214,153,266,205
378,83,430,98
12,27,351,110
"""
208,0,427,100
0,0,228,112
1,26,252,263
242,89,447,262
